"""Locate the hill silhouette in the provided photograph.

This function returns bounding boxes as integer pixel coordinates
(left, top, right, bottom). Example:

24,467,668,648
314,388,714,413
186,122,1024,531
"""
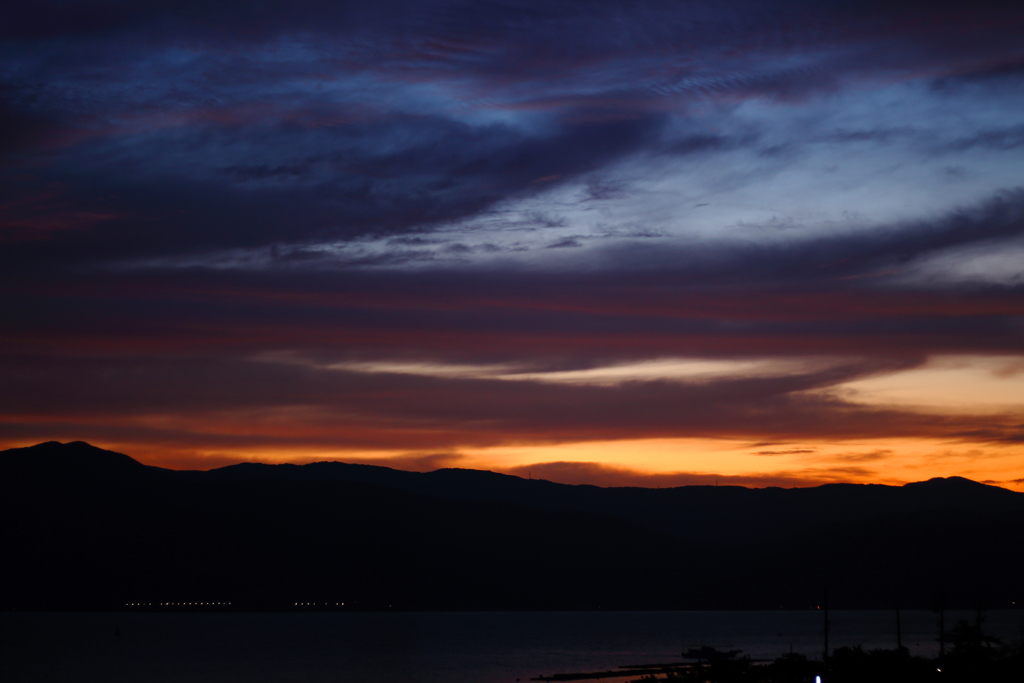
3,441,1022,611
206,460,1024,544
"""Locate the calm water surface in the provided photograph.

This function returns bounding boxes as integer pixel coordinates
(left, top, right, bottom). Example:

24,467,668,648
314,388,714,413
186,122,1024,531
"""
3,610,1022,683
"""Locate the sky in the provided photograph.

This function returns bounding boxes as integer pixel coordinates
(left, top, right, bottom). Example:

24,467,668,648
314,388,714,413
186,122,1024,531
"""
1,0,1023,489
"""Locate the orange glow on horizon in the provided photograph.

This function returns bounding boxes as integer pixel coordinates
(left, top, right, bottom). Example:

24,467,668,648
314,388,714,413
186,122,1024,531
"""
2,355,1019,490
6,435,1013,492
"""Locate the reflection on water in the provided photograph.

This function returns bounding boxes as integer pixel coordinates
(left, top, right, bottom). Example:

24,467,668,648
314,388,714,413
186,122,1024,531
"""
3,610,1022,683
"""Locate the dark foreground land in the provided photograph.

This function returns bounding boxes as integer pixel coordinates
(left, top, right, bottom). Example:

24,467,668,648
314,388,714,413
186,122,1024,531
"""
551,636,1024,683
621,647,1024,683
3,441,1023,612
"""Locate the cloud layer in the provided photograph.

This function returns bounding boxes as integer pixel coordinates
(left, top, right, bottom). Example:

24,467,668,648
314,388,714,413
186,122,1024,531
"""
2,1,1023,486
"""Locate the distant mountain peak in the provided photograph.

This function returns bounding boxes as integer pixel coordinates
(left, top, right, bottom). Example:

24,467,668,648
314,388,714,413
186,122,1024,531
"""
901,476,1020,496
1,440,149,474
906,476,984,487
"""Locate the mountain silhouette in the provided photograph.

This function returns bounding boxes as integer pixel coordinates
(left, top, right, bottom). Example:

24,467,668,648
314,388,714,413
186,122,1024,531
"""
2,440,154,479
205,459,1024,544
3,441,1022,612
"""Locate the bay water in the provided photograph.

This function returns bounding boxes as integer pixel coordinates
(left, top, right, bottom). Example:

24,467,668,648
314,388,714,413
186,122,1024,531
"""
3,610,1022,683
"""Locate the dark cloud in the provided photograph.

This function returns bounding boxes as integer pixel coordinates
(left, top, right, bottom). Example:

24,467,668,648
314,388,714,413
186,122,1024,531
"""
499,461,881,489
546,237,584,249
813,128,918,145
945,125,1024,152
931,58,1024,88
2,224,1022,371
0,352,1019,457
662,134,739,156
0,110,663,264
952,427,1024,444
0,91,67,157
590,188,1024,283
753,449,817,456
2,1,1022,267
2,1,1023,476
831,449,895,463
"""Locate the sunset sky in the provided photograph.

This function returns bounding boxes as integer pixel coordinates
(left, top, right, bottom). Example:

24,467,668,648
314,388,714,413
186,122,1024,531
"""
2,1,1022,489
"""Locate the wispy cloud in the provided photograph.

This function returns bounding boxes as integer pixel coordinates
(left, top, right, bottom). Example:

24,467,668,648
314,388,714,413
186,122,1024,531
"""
2,0,1023,483
499,461,884,489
